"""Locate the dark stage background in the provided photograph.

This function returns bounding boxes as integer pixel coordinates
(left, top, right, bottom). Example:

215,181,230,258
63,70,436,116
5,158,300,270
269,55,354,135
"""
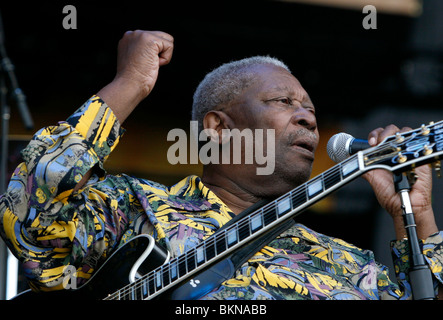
1,0,442,297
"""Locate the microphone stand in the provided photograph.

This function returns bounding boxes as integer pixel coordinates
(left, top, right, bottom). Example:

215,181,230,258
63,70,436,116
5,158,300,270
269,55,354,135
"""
0,56,9,301
0,8,33,192
0,9,33,300
394,172,435,300
0,11,33,131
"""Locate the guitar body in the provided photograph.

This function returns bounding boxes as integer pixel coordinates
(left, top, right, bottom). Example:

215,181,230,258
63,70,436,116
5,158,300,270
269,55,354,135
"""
13,235,170,300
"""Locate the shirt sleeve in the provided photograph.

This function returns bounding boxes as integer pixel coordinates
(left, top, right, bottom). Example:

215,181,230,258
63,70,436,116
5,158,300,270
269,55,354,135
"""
0,95,125,292
390,231,443,299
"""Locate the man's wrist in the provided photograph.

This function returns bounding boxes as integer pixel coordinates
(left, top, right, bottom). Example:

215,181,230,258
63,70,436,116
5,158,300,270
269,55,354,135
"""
393,208,438,241
96,76,147,124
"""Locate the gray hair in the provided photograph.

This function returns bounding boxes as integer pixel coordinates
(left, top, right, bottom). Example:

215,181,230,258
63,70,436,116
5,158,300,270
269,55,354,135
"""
191,56,290,132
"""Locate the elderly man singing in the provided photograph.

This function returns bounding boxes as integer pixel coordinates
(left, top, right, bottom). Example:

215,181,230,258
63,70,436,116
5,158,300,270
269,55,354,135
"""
1,30,442,300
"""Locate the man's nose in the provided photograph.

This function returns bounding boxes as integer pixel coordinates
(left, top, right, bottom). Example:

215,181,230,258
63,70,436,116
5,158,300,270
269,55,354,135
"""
290,107,317,132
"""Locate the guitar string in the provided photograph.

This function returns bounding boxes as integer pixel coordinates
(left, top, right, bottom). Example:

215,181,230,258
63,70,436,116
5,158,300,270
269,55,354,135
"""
111,146,443,299
107,150,378,300
106,155,361,299
124,134,441,300
107,142,403,299
108,127,443,299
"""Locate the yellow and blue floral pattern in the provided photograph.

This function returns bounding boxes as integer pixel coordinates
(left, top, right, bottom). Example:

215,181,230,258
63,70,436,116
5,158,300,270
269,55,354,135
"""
1,96,442,299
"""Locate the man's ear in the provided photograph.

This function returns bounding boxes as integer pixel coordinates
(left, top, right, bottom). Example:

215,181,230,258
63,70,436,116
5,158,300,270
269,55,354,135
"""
202,111,233,144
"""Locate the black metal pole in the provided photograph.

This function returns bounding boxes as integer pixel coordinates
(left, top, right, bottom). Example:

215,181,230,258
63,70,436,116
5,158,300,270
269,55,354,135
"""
0,8,33,300
394,172,435,300
0,67,8,300
0,10,32,130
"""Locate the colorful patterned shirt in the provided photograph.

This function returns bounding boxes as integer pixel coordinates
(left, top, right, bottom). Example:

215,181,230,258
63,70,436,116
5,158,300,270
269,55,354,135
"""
1,96,443,300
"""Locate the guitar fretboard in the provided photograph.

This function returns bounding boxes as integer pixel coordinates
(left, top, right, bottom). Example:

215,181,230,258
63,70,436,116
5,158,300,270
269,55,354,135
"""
104,153,363,300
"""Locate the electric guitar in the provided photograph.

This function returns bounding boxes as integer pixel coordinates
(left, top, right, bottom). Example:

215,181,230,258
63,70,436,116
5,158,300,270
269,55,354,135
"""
13,121,443,300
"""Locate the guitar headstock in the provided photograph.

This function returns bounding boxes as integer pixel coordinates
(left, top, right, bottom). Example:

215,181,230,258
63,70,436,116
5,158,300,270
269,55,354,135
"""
362,120,443,175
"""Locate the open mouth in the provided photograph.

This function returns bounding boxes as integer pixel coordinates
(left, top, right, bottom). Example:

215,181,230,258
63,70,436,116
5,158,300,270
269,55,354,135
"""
291,139,315,153
288,138,316,161
294,142,314,153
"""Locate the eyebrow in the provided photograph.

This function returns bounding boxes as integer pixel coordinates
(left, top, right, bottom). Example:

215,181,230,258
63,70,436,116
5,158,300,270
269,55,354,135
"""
266,85,312,104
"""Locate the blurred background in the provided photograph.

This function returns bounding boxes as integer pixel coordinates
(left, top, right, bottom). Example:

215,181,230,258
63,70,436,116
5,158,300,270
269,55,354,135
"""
0,0,442,299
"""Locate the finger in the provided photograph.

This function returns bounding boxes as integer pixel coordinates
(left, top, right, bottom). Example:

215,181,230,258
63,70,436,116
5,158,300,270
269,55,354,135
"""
150,30,174,43
399,126,413,134
158,41,174,66
368,125,401,146
367,127,383,146
121,30,174,50
362,166,393,182
144,31,174,66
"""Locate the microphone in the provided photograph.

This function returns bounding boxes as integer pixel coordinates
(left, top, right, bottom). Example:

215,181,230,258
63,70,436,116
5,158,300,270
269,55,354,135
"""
327,133,370,163
0,10,33,130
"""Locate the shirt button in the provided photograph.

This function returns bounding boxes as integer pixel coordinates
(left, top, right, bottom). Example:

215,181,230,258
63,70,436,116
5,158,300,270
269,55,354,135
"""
107,139,114,147
426,251,434,258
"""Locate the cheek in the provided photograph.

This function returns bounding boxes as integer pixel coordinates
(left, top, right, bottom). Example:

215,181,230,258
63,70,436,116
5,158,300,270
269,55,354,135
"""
258,118,291,155
255,109,289,131
232,105,290,146
231,108,262,131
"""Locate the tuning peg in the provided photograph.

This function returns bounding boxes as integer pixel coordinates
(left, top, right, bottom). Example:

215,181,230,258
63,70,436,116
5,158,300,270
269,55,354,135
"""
397,152,407,163
421,124,431,135
433,162,442,178
423,145,433,155
395,132,405,143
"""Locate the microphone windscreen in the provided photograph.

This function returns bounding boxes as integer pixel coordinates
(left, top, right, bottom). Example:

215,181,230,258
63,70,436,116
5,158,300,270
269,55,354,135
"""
327,132,353,163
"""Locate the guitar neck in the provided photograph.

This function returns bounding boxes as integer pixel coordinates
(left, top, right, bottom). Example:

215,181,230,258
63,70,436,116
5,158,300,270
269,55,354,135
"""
99,119,443,300
105,153,365,300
